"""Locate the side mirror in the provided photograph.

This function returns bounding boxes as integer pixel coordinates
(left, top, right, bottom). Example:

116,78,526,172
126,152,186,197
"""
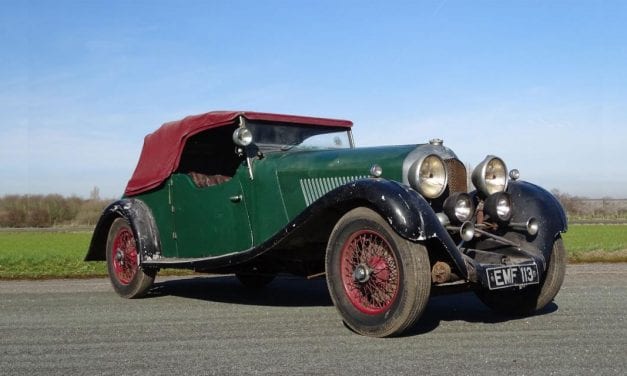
232,127,253,147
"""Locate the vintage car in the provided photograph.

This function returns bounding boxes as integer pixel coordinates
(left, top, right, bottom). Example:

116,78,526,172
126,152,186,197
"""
86,110,567,337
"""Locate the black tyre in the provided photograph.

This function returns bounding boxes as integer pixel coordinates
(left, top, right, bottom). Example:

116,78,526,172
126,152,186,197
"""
476,236,566,316
106,217,156,299
325,207,431,337
235,273,276,289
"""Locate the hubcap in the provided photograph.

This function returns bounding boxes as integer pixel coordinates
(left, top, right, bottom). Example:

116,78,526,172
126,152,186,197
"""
353,264,371,283
340,230,400,315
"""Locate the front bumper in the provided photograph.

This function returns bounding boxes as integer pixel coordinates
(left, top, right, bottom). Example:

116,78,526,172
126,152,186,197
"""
462,244,546,290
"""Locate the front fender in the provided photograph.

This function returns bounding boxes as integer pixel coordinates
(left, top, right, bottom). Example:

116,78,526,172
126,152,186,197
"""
506,180,568,260
313,179,467,277
84,198,161,262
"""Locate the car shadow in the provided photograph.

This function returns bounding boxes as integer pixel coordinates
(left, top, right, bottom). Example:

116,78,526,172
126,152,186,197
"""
146,274,559,334
146,275,334,307
406,293,559,336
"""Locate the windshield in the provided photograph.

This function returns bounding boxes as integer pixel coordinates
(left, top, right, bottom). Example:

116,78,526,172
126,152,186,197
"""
247,121,352,152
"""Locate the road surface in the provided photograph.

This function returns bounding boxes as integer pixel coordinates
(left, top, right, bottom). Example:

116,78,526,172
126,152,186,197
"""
1,264,625,375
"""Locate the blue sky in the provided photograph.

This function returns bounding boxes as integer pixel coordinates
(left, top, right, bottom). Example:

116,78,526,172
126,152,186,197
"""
1,0,626,198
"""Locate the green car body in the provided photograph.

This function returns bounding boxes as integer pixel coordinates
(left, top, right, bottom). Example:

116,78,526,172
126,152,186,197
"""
135,144,413,259
87,110,568,337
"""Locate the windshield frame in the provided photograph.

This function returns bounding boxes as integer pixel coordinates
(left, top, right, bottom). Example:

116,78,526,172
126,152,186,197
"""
246,121,354,153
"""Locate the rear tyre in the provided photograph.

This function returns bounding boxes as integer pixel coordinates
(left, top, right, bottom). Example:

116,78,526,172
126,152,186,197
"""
106,218,156,298
476,237,566,316
326,207,431,337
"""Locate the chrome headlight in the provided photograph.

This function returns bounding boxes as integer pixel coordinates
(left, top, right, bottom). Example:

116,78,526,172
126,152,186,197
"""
443,193,475,224
471,155,508,196
232,127,253,146
408,154,448,199
485,192,513,223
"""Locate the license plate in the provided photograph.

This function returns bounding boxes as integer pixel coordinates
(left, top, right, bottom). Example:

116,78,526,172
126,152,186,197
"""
486,264,540,290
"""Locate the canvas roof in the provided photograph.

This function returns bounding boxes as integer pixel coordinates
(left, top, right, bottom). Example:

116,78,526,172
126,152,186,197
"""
124,111,353,196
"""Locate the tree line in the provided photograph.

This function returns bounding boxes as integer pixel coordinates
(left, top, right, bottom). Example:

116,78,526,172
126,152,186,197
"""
0,188,112,228
551,190,627,221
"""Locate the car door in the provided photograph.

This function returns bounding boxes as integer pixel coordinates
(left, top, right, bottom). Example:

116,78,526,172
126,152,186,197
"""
170,173,253,258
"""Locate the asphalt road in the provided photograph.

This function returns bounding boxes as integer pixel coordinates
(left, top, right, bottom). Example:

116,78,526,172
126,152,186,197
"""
1,264,625,376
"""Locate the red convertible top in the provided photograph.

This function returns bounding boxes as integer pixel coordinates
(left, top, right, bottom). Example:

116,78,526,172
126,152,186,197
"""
124,111,353,196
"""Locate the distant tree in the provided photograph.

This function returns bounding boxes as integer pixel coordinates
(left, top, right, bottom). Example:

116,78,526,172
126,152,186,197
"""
0,191,112,228
0,195,27,227
551,189,582,217
89,186,101,201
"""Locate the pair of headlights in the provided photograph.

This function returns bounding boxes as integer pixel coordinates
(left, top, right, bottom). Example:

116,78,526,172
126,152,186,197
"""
468,155,512,222
409,154,513,225
409,154,509,200
443,191,513,225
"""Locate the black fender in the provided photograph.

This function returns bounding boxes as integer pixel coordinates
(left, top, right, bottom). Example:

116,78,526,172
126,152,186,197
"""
312,179,467,277
506,180,568,260
84,198,161,263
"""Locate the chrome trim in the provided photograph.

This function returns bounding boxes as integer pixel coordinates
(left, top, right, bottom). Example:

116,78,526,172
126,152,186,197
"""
347,129,355,148
370,164,383,178
509,169,520,181
402,144,459,187
510,217,539,236
471,155,508,196
446,221,475,242
407,154,448,198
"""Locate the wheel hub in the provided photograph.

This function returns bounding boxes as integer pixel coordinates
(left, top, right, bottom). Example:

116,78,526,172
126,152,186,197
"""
353,264,372,283
115,249,124,264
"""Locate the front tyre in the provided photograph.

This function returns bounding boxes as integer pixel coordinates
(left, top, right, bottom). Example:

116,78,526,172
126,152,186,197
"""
476,236,566,316
326,207,431,337
106,217,156,298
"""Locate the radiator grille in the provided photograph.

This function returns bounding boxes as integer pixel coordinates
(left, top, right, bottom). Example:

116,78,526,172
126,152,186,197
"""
445,159,468,193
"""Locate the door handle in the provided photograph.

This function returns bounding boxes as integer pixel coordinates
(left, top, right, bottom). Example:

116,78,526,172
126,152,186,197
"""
229,194,243,203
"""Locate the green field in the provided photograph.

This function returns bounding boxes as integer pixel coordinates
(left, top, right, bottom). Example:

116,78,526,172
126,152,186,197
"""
0,225,625,279
561,224,627,263
0,231,105,279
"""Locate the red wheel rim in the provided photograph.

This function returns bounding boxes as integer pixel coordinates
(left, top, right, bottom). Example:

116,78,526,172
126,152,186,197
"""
340,229,400,315
111,226,138,285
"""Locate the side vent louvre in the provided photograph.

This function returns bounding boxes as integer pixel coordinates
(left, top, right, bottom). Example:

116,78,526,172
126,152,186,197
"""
300,176,367,205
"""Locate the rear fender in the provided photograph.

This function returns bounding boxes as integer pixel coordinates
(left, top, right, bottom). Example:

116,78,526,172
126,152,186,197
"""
84,198,161,262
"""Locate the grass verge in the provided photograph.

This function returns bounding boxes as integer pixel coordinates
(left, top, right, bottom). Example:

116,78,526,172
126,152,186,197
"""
0,225,625,279
0,230,193,279
0,231,105,279
562,224,627,263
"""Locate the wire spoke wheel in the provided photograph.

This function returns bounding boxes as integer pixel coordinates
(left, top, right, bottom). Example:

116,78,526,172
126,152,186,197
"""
106,218,156,299
111,227,138,285
326,207,431,337
341,230,400,314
